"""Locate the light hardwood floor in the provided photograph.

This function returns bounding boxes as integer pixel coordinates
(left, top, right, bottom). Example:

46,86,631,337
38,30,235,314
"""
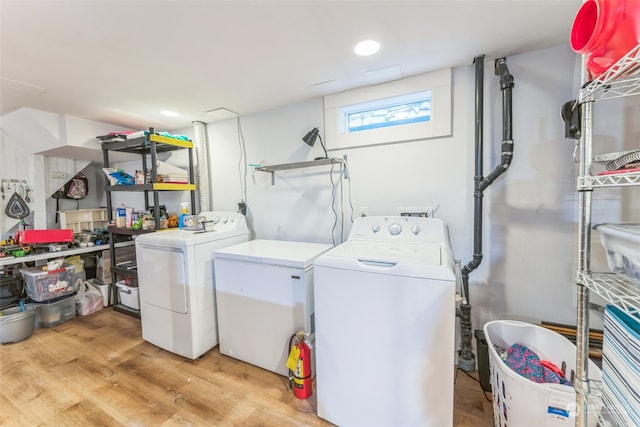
0,308,493,426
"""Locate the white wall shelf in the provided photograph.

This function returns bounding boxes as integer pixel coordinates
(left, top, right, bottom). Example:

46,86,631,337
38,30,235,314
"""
255,157,344,185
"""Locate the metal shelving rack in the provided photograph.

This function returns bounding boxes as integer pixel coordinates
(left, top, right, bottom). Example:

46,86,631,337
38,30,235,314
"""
101,128,197,318
574,44,640,427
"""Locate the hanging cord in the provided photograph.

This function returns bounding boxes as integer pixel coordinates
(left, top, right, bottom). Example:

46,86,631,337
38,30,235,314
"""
329,161,337,246
339,163,345,243
335,155,354,242
237,117,248,205
344,159,355,223
455,367,492,402
287,333,296,390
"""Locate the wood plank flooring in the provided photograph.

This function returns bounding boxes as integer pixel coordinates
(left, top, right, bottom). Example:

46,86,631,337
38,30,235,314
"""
0,308,493,426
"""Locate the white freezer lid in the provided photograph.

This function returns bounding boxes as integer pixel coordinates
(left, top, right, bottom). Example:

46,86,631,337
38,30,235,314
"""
314,240,455,280
213,239,333,269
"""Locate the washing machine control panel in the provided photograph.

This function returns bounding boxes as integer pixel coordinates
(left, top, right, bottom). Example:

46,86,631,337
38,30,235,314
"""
198,211,248,233
351,215,447,244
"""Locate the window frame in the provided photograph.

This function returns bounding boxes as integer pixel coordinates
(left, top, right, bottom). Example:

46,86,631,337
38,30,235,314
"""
324,68,452,150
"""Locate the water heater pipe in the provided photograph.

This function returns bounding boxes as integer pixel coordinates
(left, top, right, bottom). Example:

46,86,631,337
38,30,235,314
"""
192,121,213,213
457,55,514,372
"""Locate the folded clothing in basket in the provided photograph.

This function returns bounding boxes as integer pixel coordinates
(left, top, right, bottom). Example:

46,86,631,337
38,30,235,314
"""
506,343,572,386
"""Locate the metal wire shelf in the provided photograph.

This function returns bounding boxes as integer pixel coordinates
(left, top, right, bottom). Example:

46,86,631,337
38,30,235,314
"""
578,172,640,189
576,379,619,427
579,44,640,103
577,271,640,315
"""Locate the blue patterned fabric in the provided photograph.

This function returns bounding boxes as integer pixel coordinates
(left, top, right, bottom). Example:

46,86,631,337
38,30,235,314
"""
505,343,572,385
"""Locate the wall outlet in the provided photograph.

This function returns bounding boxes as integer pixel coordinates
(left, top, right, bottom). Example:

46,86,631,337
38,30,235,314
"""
396,206,433,217
360,206,368,217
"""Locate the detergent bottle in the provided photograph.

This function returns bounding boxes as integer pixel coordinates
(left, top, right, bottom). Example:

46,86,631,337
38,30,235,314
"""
178,202,190,229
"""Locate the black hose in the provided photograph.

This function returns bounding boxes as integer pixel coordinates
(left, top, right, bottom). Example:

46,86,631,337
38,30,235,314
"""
288,333,295,390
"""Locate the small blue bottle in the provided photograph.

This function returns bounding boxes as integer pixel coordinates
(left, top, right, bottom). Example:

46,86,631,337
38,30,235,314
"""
178,203,189,229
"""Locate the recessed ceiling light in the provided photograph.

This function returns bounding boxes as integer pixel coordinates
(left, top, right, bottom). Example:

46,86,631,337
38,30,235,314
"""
354,40,381,56
160,110,179,117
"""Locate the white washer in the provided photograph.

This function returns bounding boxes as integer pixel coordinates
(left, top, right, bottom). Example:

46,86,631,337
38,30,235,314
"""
213,239,332,376
313,216,456,427
135,211,249,359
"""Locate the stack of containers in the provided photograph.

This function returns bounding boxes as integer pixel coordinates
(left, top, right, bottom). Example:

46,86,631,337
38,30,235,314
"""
595,223,640,424
602,306,640,426
20,263,77,327
595,224,640,282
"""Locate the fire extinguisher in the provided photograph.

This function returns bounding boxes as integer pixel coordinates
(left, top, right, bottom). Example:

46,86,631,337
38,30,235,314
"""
286,330,313,399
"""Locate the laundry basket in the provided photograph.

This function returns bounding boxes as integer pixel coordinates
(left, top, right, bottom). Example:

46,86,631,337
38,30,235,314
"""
484,320,601,427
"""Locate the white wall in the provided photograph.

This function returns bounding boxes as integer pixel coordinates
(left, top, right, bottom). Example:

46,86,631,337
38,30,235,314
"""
174,44,638,334
0,111,130,237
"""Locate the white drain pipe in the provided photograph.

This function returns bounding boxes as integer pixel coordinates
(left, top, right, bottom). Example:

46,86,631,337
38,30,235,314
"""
192,121,213,213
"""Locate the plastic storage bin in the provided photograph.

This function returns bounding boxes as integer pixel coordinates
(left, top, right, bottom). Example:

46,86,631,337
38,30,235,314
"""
34,293,76,328
484,320,601,427
594,223,640,282
21,264,76,302
116,281,139,310
0,304,37,344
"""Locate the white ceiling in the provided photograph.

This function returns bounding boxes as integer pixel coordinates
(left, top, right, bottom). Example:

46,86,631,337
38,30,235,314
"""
1,0,581,132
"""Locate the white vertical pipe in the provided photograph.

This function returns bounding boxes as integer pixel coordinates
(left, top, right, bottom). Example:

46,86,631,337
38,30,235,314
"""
192,121,213,212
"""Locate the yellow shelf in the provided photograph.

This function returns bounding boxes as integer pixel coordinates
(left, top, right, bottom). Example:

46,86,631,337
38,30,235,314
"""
152,183,196,191
149,134,193,149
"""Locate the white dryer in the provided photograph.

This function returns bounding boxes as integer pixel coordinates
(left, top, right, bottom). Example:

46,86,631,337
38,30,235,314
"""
313,216,456,427
135,211,249,359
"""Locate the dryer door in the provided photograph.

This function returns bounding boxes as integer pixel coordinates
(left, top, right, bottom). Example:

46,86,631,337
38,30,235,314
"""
136,244,188,314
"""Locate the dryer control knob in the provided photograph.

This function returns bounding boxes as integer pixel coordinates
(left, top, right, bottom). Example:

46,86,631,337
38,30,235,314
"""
411,226,421,235
372,224,381,233
213,216,220,224
223,218,228,224
388,223,402,235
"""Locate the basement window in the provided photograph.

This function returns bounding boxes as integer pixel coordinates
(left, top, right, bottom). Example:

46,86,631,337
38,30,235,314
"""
341,90,432,133
324,68,451,150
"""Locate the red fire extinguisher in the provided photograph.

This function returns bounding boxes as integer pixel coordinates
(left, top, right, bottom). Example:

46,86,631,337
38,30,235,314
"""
287,330,312,399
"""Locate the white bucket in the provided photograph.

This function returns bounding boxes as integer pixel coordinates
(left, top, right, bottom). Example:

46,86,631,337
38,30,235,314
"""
88,279,111,307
